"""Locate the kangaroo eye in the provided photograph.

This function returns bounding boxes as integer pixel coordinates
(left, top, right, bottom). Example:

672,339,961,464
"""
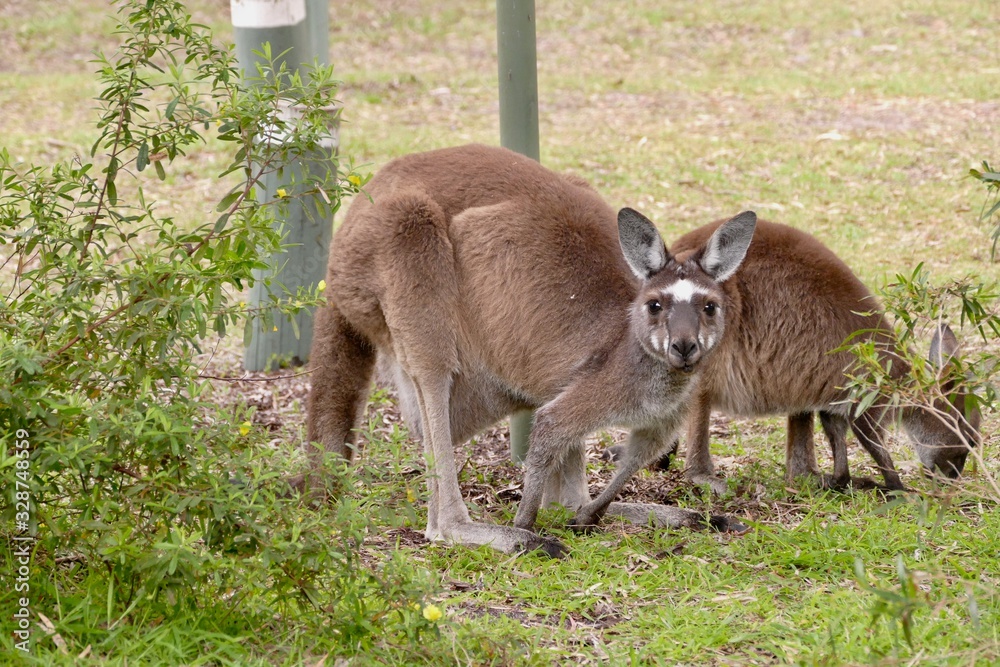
704,302,718,316
647,300,662,315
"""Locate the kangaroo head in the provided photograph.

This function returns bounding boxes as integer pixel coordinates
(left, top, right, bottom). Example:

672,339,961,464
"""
903,324,982,478
618,208,756,373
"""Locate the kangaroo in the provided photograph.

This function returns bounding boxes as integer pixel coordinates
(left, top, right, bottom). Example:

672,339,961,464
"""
611,219,981,495
305,144,755,555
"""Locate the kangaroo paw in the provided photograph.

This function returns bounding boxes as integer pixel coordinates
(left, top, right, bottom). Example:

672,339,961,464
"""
819,473,852,492
565,515,600,535
429,522,566,557
706,514,748,534
522,534,569,558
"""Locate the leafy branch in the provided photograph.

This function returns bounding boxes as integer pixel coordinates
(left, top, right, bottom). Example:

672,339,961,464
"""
0,0,378,615
970,160,1000,258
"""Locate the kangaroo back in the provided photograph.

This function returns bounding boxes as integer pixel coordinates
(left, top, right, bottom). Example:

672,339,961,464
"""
672,219,885,415
667,219,979,490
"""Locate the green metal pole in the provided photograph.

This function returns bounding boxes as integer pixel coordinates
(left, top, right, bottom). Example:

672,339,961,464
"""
497,0,539,463
497,0,540,161
231,0,336,371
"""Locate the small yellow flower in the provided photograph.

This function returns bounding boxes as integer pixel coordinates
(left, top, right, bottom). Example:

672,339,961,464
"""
239,301,247,309
410,602,421,611
422,604,443,622
239,421,251,436
317,279,326,292
272,325,278,332
276,188,288,198
406,487,416,503
347,173,361,187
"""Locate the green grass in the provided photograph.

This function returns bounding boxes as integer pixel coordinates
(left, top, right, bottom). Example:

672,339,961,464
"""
411,473,1000,665
2,0,999,664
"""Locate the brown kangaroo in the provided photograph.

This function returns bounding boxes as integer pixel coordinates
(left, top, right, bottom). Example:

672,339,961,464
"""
305,144,755,555
612,219,981,494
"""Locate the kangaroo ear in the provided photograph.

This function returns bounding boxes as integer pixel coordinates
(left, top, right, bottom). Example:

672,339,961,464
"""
928,323,960,367
618,207,670,279
699,210,756,282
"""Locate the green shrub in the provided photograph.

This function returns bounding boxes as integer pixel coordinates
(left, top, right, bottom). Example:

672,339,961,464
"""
841,168,1000,658
0,1,437,661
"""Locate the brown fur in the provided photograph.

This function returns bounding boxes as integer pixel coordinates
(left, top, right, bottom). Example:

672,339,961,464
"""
664,219,981,492
305,144,754,555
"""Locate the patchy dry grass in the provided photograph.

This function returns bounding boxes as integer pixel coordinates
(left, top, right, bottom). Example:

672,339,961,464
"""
3,0,1000,664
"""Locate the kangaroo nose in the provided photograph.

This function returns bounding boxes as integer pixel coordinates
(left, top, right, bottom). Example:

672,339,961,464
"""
671,339,697,361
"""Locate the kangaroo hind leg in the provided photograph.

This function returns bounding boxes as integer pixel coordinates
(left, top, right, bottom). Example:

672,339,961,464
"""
851,408,905,491
785,412,820,484
684,390,728,495
818,410,851,490
542,443,591,512
302,304,377,491
381,191,563,556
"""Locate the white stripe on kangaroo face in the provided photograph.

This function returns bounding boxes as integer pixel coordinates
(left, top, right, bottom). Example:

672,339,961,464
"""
664,279,711,304
650,330,663,353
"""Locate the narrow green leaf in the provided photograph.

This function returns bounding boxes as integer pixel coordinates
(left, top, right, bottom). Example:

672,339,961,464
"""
216,189,241,212
855,389,880,417
242,318,254,347
985,198,1000,219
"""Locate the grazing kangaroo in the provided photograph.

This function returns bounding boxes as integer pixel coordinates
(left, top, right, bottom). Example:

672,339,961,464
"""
305,144,754,555
611,219,981,494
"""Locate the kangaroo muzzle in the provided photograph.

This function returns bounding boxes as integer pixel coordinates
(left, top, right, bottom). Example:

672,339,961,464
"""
668,336,701,371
